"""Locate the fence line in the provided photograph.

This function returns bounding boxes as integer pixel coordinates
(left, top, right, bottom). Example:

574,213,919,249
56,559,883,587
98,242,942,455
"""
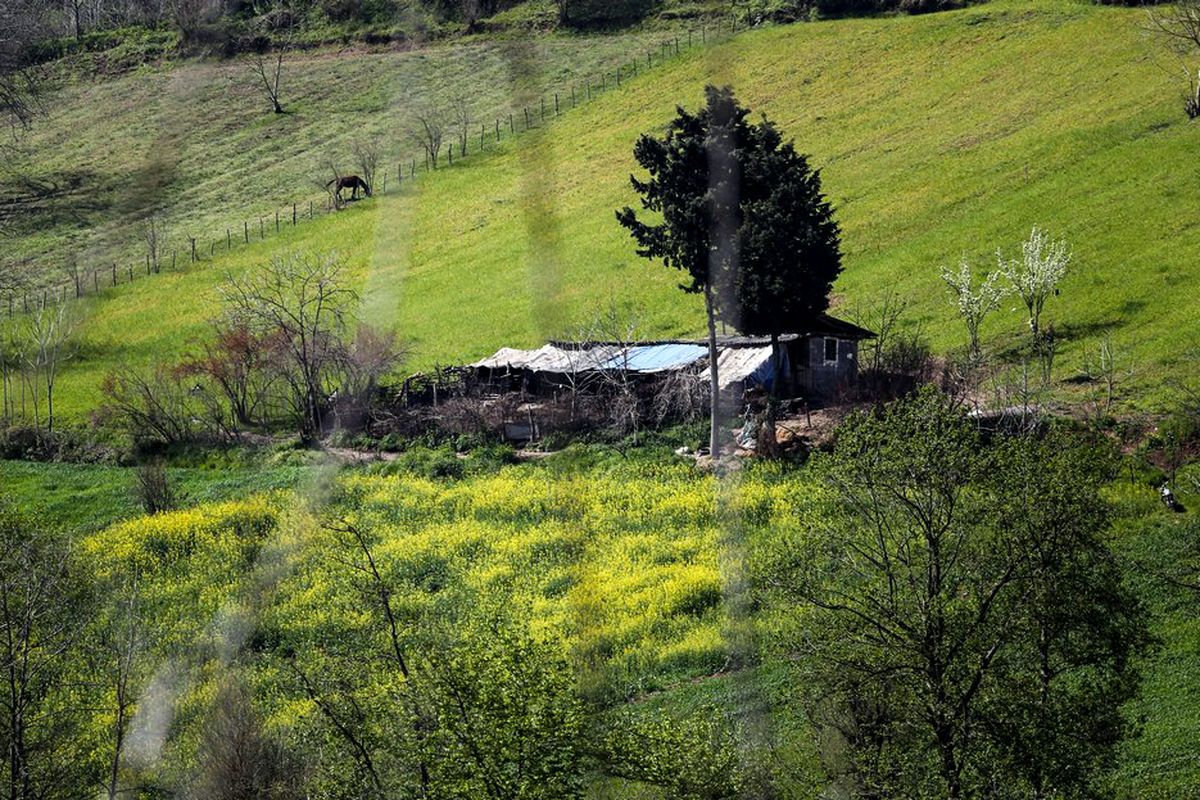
3,19,744,320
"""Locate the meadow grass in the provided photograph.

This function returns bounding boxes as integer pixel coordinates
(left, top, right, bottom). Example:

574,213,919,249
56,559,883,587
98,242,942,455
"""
0,456,315,531
14,0,1200,426
5,26,704,280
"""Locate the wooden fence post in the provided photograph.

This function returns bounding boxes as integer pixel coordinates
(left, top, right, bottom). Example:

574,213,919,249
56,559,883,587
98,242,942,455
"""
602,73,606,92
93,271,98,293
571,86,576,107
448,143,453,165
191,238,196,263
112,264,117,285
128,265,134,281
259,218,264,239
309,200,314,219
481,123,485,150
275,209,279,233
293,203,297,225
495,119,500,139
540,97,545,120
209,241,214,256
524,108,530,128
172,250,177,270
509,113,514,134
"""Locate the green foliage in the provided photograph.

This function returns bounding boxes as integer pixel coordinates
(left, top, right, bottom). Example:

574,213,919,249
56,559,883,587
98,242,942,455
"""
765,389,1150,798
598,702,746,799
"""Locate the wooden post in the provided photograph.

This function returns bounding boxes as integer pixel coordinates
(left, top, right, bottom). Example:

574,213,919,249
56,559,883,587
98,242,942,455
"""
524,108,530,129
555,93,559,115
293,203,297,225
616,68,620,87
227,228,231,249
382,174,386,193
128,265,134,281
411,160,416,177
172,250,177,270
260,218,264,239
448,143,453,165
146,254,151,275
275,209,279,233
481,123,485,150
689,29,692,47
190,238,196,263
112,264,117,285
93,271,98,292
602,73,606,92
540,97,545,120
495,119,500,139
571,86,576,107
675,37,679,55
509,113,514,134
209,241,214,256
702,25,706,43
648,51,652,68
23,294,28,312
244,221,249,243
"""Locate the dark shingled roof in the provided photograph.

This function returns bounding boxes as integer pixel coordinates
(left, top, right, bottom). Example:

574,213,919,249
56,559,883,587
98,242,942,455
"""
550,313,875,350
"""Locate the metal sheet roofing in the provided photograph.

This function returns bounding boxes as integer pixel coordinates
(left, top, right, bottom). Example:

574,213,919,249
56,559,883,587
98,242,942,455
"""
597,343,708,373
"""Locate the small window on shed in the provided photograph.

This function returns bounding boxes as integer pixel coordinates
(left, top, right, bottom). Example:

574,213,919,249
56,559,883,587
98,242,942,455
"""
824,337,838,363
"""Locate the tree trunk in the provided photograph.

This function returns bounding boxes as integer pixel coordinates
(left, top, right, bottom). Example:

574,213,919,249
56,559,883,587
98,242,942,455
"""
705,285,720,459
762,333,782,458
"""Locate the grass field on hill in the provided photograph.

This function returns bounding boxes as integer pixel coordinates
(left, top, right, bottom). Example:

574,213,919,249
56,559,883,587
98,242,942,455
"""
10,0,1200,425
2,26,700,283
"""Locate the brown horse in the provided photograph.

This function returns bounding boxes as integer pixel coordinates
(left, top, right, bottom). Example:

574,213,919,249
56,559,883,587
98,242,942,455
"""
326,175,371,202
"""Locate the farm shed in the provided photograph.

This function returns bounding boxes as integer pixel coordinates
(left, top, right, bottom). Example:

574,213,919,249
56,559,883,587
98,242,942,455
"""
469,314,874,402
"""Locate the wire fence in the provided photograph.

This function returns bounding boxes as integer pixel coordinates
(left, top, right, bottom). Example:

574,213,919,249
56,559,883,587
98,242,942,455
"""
3,19,745,320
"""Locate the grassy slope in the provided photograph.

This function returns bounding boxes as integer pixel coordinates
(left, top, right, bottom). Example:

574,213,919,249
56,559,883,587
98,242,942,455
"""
25,0,1200,424
4,28,693,280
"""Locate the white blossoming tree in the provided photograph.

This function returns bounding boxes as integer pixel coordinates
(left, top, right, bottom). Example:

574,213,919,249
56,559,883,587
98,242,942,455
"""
941,258,1008,361
999,227,1071,342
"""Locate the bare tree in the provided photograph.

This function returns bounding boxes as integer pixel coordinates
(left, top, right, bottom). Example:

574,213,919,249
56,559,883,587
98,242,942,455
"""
1147,0,1200,118
408,106,445,169
352,138,381,194
193,676,299,800
247,41,286,115
450,93,471,157
98,363,200,444
0,1,50,137
218,250,357,441
940,257,1007,362
138,214,169,273
21,302,77,433
998,227,1071,343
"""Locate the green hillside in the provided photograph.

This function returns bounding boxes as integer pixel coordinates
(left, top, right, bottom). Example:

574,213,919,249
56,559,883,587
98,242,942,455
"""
11,0,1200,424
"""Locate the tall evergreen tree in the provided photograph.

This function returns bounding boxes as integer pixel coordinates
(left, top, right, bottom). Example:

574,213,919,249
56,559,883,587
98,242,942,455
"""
617,86,840,457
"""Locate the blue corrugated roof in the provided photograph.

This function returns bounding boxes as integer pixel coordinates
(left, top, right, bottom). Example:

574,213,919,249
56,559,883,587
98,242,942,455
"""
598,344,709,373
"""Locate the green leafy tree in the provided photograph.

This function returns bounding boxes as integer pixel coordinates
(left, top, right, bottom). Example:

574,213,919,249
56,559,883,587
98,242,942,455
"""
733,118,841,441
0,500,93,800
767,389,1148,798
618,86,839,456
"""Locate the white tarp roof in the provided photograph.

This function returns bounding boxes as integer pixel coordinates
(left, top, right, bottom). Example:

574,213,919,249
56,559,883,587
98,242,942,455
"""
469,345,620,373
715,346,778,390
